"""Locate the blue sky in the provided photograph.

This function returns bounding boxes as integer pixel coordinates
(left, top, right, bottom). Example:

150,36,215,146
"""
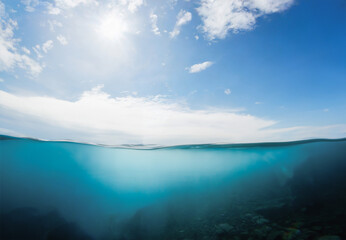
0,0,345,144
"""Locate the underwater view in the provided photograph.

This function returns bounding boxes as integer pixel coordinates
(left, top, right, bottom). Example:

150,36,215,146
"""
1,135,346,240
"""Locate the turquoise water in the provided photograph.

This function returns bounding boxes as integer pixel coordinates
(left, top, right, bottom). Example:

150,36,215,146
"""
1,135,346,239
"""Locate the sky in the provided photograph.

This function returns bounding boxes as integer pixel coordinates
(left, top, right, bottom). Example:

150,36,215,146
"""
0,0,345,145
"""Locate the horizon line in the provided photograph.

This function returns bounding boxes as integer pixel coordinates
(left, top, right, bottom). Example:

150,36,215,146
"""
1,134,346,150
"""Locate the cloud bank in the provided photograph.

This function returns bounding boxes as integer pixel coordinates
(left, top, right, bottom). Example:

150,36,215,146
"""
0,87,345,145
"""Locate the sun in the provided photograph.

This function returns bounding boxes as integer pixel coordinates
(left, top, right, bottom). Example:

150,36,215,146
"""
96,11,129,41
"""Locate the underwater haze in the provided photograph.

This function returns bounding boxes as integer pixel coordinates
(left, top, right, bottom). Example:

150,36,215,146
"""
1,136,346,240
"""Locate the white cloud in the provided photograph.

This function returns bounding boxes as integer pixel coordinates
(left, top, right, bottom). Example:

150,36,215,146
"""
32,44,43,58
46,0,97,14
255,101,263,104
224,89,231,95
195,35,199,40
22,46,30,54
170,10,192,38
120,0,144,13
247,0,294,14
46,3,61,15
187,61,213,73
21,0,40,12
150,12,160,35
57,34,68,45
42,40,53,53
169,0,178,8
0,77,4,82
0,127,23,137
1,87,345,145
128,0,144,12
48,20,63,32
0,5,42,76
32,40,54,58
19,54,43,75
0,1,4,17
55,0,97,9
197,0,294,40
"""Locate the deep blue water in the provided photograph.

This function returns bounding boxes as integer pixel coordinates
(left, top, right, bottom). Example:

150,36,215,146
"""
1,135,346,240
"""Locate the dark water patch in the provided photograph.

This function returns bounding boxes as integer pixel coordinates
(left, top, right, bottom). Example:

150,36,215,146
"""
0,207,93,240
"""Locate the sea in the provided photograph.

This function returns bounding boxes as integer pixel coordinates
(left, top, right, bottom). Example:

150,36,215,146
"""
1,135,346,240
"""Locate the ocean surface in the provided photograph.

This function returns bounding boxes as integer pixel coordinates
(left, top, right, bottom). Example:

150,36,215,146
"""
1,135,346,240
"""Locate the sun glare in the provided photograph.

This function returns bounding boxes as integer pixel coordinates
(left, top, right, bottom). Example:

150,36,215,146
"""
96,12,128,41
